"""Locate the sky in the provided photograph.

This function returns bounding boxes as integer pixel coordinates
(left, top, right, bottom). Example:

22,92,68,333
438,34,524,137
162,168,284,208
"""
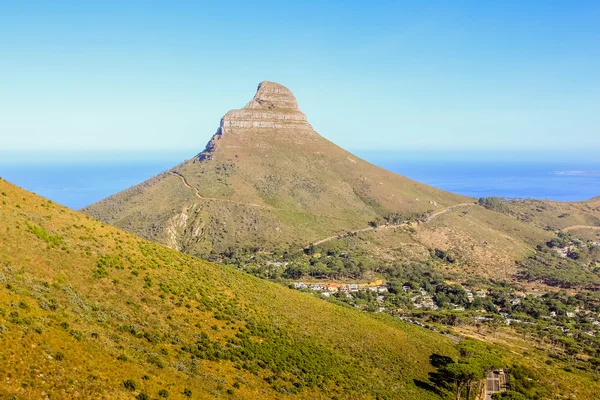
1,1,599,161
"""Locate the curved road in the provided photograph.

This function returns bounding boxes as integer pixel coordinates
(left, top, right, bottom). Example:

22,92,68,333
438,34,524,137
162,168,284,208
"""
306,203,477,249
425,203,477,222
561,225,600,232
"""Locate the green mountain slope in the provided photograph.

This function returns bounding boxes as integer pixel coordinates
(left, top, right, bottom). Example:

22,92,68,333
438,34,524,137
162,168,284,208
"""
502,197,600,233
0,178,459,399
83,81,469,256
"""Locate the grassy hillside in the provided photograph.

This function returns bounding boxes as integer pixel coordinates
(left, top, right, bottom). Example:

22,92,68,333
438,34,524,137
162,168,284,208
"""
0,178,462,399
265,204,553,283
413,205,553,279
502,198,600,235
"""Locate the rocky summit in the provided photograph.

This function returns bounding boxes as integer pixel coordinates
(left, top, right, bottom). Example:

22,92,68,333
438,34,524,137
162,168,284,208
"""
200,81,316,161
83,81,468,256
220,81,312,133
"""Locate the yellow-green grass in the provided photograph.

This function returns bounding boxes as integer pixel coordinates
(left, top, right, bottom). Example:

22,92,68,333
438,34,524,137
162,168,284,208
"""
506,198,600,237
413,205,552,279
1,178,459,399
304,205,553,282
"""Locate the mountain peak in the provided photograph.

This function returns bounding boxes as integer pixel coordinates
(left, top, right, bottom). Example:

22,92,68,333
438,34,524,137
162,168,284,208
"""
218,81,312,135
245,81,299,110
84,80,470,258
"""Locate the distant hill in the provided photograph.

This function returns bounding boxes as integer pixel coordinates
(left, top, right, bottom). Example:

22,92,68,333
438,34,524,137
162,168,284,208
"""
0,178,463,399
83,81,469,256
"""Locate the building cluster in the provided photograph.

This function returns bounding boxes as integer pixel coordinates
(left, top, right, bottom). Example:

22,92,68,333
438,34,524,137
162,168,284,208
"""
292,282,388,298
292,281,600,337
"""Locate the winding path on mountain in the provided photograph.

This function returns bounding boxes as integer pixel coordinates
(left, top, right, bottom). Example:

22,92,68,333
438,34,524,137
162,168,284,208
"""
306,203,477,249
425,202,477,221
170,171,272,209
561,225,600,232
172,166,478,250
172,170,477,250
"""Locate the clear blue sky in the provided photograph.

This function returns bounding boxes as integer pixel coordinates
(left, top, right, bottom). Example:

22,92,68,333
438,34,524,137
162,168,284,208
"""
1,1,599,159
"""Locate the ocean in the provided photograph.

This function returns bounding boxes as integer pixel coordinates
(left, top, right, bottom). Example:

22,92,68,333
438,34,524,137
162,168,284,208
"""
367,157,600,202
0,152,599,209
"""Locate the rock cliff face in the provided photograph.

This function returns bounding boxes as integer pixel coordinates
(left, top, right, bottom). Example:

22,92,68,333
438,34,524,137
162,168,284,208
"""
218,81,314,134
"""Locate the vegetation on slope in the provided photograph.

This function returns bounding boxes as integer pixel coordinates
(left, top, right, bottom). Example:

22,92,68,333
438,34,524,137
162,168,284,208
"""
1,178,461,399
479,196,600,235
518,232,600,288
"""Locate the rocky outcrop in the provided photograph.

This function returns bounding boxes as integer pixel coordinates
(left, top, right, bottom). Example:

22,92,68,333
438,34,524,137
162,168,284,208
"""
196,81,316,160
245,81,299,109
218,81,314,134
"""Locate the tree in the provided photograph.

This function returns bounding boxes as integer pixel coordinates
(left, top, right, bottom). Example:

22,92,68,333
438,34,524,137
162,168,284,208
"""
283,264,304,280
478,197,508,213
442,361,484,400
492,391,527,400
433,340,502,400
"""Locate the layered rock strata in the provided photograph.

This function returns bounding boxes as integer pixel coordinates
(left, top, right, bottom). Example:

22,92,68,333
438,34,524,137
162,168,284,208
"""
218,81,314,134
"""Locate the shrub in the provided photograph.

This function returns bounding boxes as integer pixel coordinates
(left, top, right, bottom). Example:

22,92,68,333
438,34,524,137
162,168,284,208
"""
147,354,164,368
144,275,153,288
492,391,527,400
70,330,83,341
123,379,138,391
93,266,109,279
158,389,169,398
54,352,64,361
478,197,509,213
26,222,63,248
183,388,192,397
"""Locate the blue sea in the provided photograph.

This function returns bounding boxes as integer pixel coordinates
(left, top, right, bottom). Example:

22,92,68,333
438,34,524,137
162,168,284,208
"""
0,151,599,209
